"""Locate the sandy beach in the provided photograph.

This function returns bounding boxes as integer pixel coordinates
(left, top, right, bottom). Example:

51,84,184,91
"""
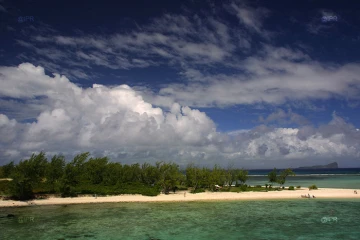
0,188,359,208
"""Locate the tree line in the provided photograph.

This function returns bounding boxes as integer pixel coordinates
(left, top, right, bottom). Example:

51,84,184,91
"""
0,152,295,200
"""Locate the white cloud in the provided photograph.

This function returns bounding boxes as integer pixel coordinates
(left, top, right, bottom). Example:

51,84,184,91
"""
0,63,359,167
156,45,360,107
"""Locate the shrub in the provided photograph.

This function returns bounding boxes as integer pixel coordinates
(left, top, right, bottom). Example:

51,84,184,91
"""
309,185,318,190
0,180,11,195
296,186,301,189
255,185,262,188
288,186,294,190
190,188,205,194
60,184,77,198
240,185,247,191
141,188,159,196
282,186,285,189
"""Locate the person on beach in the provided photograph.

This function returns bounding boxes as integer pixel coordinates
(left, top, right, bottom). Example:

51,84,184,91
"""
354,190,357,194
312,195,315,198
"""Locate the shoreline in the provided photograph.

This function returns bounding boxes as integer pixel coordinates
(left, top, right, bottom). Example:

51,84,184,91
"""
1,188,359,208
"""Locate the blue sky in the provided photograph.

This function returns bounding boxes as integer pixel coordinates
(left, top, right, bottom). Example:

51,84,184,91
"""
0,0,360,168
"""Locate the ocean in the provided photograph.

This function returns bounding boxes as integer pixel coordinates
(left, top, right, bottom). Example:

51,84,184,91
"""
246,168,360,189
1,168,359,240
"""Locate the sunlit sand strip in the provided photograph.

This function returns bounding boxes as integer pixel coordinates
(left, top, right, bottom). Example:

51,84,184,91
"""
1,188,359,208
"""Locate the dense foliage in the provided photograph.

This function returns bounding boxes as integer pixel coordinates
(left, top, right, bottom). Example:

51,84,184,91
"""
0,152,299,200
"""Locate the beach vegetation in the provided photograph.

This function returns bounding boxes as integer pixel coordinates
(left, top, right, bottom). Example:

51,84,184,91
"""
276,168,296,187
309,185,318,190
224,163,239,188
0,152,304,200
1,161,15,178
296,185,301,189
268,168,277,184
46,155,65,192
190,188,205,194
0,180,11,195
237,169,249,186
288,186,295,190
240,184,248,191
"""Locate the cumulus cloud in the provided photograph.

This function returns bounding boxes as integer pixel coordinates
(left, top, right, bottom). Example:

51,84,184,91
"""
156,45,360,107
0,63,359,167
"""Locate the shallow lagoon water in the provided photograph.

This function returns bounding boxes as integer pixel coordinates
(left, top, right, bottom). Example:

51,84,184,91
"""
1,199,360,240
247,174,360,189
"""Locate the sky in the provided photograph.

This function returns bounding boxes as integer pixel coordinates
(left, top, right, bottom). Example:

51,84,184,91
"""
0,0,360,168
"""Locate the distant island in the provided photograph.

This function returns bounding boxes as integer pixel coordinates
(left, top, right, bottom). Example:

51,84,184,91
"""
298,162,338,169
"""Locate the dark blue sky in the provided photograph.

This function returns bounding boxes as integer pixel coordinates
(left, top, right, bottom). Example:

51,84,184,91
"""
0,0,359,167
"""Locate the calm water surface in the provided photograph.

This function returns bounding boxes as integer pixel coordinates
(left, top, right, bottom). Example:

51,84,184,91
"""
1,199,360,240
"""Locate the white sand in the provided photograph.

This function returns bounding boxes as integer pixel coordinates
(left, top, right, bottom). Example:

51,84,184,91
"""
0,188,359,208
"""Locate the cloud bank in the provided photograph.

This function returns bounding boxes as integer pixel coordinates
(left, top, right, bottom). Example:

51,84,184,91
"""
0,63,359,167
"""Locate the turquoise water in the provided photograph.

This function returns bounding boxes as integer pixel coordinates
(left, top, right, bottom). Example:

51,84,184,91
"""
1,199,360,240
247,175,360,189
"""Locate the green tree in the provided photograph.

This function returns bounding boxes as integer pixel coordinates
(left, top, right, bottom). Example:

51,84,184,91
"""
60,152,89,197
103,162,122,186
63,152,90,186
268,168,278,185
141,162,160,185
9,152,48,200
9,171,34,200
224,163,239,188
157,162,181,193
2,161,15,178
186,163,204,190
121,163,142,183
277,168,295,187
46,155,65,191
84,156,109,184
237,169,249,186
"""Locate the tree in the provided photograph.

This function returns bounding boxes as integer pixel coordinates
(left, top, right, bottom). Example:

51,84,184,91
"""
157,162,181,193
46,155,65,191
63,152,90,186
268,168,278,185
277,168,295,187
9,152,48,200
237,169,249,186
2,161,15,178
84,157,109,184
141,163,160,185
224,163,239,188
103,163,122,186
9,171,34,200
186,163,204,190
60,152,90,197
121,163,142,183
